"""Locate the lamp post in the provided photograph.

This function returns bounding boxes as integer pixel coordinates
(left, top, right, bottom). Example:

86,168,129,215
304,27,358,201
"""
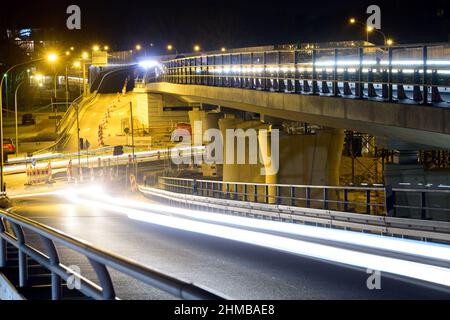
14,81,25,157
0,57,49,193
349,18,393,47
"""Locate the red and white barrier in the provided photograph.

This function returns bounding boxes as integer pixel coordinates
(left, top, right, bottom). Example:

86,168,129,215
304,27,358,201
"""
26,162,53,185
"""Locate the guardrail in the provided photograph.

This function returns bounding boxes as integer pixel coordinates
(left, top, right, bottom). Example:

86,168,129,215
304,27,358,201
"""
158,177,389,215
156,177,450,220
140,182,450,243
0,209,224,300
159,43,450,105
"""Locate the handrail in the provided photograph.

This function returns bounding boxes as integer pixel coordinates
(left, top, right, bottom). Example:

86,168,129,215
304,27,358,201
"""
139,185,450,243
157,177,450,219
0,209,224,300
163,42,450,62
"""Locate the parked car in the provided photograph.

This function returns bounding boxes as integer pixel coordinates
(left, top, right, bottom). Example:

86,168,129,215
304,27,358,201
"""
3,138,15,162
22,114,35,125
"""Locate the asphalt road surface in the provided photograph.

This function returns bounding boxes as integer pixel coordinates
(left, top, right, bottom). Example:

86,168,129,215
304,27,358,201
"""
8,192,450,300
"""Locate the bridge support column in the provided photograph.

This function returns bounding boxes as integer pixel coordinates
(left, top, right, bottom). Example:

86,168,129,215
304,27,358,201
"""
219,117,277,203
278,128,345,186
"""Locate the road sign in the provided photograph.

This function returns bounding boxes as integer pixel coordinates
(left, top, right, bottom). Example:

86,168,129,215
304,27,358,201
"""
92,50,108,66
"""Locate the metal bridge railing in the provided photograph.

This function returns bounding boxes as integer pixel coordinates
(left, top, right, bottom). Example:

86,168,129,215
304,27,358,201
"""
156,177,450,219
157,177,389,215
158,43,450,105
0,209,224,300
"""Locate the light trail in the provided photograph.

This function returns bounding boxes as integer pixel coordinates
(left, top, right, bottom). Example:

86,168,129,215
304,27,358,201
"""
59,187,450,288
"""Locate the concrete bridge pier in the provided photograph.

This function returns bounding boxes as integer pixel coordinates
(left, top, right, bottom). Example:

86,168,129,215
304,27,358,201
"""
218,115,345,205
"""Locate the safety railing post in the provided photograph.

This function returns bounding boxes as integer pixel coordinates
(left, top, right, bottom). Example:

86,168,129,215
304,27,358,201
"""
193,179,198,195
343,189,349,212
306,187,311,208
422,46,428,104
243,184,248,202
312,49,318,95
88,258,116,300
420,191,427,220
323,188,329,210
333,49,339,96
358,47,364,99
254,184,258,203
40,236,62,300
291,186,296,206
263,52,267,91
294,50,300,93
366,190,371,215
0,218,6,268
385,185,395,217
235,184,239,200
226,183,230,200
388,47,394,102
11,223,27,287
265,185,269,204
276,186,281,205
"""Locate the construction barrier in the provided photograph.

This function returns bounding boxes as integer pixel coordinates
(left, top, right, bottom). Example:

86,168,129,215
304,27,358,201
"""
26,162,53,185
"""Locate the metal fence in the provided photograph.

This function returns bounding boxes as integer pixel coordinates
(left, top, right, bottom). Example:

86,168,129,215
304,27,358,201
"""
157,177,450,219
159,43,450,104
0,209,224,300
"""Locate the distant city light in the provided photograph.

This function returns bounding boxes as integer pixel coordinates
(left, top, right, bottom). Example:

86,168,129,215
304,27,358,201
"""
194,45,201,52
93,45,100,52
136,44,142,51
221,47,226,52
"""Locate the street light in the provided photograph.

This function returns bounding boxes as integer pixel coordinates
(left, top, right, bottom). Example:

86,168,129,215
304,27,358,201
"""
194,45,201,52
93,45,100,52
80,52,90,96
14,80,26,156
135,44,142,51
348,18,390,46
104,46,109,51
0,56,55,192
221,47,227,52
167,44,173,51
47,53,58,62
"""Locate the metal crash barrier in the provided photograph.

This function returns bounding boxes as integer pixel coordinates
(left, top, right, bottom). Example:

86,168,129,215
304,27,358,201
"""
0,209,224,300
144,177,450,243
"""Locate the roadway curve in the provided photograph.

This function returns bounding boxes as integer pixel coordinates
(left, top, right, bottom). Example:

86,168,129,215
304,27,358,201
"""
9,191,449,300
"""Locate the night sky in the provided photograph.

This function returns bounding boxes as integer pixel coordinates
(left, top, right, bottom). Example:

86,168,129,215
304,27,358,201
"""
1,0,449,52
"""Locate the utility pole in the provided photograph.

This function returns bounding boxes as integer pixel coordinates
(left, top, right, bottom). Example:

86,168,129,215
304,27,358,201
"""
76,103,81,169
129,101,136,175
